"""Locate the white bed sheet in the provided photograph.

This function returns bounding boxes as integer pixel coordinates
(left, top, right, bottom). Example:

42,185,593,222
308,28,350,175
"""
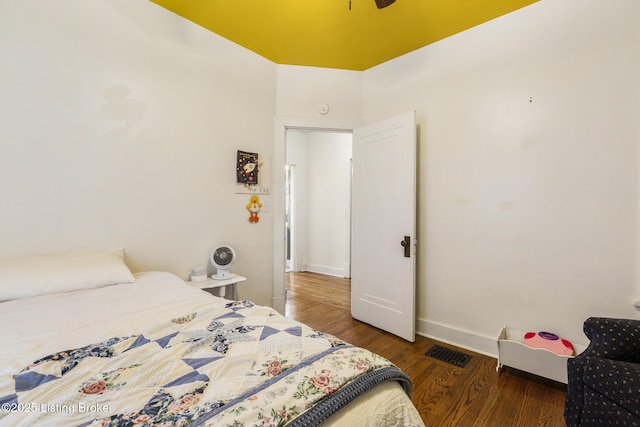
0,272,210,378
0,271,424,426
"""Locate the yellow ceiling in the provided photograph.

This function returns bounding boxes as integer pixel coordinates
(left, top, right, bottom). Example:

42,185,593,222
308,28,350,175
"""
150,0,538,71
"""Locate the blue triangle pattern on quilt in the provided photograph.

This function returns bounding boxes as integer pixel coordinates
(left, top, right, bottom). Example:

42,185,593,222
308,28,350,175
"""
162,370,209,388
124,335,151,352
285,326,302,337
182,357,223,370
259,326,281,341
0,394,17,406
13,371,59,392
216,311,245,320
155,332,179,348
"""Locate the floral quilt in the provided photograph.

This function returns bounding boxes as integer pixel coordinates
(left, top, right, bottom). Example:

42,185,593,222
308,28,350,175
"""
0,300,411,426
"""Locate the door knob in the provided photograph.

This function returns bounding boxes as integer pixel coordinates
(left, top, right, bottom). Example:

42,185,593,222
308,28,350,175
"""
400,236,410,258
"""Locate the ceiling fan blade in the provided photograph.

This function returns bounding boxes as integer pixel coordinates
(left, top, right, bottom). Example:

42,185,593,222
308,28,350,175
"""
375,0,396,9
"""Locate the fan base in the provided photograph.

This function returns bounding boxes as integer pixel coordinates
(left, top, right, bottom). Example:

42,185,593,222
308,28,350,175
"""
212,273,235,280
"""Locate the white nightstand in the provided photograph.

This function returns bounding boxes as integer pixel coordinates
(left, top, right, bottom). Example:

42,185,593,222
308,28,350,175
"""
187,275,247,300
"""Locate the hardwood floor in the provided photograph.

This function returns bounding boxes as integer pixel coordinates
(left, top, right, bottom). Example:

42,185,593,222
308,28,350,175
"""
285,271,567,426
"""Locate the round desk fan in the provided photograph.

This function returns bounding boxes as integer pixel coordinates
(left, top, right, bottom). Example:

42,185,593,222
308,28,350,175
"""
210,245,236,280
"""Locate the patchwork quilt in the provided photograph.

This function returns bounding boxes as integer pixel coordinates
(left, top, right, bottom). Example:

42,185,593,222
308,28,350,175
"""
0,300,411,426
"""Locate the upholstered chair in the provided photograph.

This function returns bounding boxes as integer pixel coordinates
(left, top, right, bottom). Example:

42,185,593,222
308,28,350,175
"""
564,317,640,426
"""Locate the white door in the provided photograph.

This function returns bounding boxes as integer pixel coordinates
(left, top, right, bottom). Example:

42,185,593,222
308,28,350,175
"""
351,111,416,342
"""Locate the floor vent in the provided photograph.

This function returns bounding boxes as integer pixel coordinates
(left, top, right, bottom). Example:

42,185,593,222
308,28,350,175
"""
425,345,472,368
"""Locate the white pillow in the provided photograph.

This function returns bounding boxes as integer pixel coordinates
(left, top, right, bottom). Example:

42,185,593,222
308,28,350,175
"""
0,249,135,301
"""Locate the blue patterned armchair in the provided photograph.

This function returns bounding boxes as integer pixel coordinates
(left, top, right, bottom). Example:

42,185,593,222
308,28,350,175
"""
564,317,640,426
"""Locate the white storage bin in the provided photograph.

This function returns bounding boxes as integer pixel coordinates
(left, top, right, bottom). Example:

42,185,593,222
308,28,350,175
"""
496,326,586,384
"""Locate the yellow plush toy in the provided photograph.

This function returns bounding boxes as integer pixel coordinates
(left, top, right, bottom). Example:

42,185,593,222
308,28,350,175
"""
246,195,262,223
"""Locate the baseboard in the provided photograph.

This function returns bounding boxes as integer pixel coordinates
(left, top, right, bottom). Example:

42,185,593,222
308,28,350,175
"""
417,318,498,358
304,263,347,278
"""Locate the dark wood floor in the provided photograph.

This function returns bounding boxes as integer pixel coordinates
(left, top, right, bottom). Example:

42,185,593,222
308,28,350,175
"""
285,271,567,426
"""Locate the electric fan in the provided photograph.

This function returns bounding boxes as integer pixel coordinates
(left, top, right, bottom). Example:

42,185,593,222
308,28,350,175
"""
210,245,236,280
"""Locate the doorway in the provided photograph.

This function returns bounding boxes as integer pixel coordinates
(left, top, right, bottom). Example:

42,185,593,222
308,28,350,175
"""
272,117,362,314
285,129,352,279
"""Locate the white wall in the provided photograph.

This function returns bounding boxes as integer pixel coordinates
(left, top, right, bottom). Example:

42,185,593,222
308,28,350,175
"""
306,132,352,277
286,131,352,277
363,0,640,353
0,0,276,306
276,65,362,120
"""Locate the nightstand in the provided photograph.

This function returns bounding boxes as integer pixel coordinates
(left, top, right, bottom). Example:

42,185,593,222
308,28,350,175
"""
187,275,247,300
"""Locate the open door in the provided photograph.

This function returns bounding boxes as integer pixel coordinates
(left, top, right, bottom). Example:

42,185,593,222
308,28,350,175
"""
351,111,416,342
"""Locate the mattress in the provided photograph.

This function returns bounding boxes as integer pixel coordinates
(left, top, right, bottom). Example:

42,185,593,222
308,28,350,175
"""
0,271,423,426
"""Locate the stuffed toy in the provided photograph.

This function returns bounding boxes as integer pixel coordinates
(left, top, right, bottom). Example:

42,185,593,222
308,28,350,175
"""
246,195,262,223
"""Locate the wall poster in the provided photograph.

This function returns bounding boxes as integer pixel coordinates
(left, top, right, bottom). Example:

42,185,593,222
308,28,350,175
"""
235,150,270,194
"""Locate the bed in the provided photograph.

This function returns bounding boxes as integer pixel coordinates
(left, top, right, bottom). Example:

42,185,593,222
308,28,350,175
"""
0,250,424,426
